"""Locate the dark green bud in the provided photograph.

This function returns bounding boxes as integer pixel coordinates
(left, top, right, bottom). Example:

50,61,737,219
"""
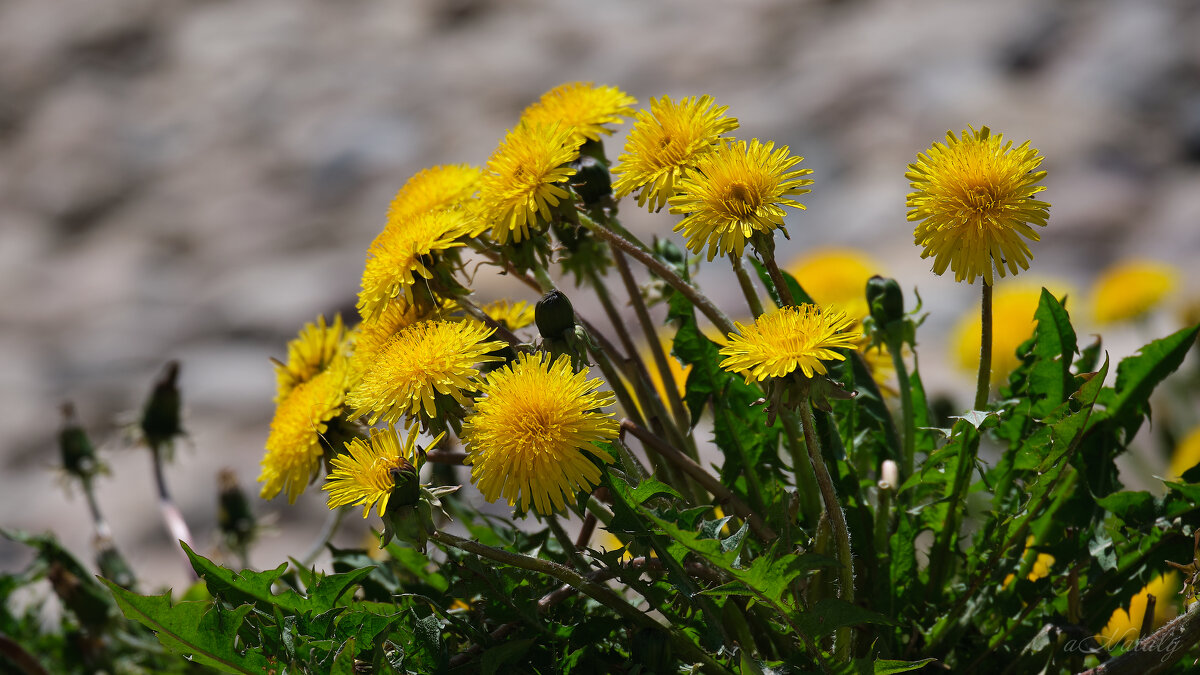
535,290,576,340
388,459,421,508
141,361,182,449
59,402,99,480
217,469,256,548
654,237,686,267
94,536,136,591
867,275,905,327
569,153,612,208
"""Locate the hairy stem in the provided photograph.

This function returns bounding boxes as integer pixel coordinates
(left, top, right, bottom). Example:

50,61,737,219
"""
975,282,993,410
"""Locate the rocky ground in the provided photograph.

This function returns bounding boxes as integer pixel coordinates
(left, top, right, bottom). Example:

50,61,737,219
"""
3,0,1200,590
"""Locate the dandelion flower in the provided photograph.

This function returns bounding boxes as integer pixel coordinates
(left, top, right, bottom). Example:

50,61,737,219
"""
259,365,349,503
1169,426,1200,480
1002,536,1055,588
669,139,813,261
462,352,618,514
478,123,584,244
349,298,445,379
347,319,504,424
520,82,636,144
481,299,536,331
273,314,350,402
719,304,860,382
357,208,475,322
323,423,442,519
907,126,1050,285
384,164,481,234
612,95,739,212
952,283,1070,384
1090,259,1178,325
1097,573,1180,648
788,248,883,321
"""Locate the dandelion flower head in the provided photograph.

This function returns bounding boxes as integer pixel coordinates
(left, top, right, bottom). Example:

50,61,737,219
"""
1097,572,1180,648
273,314,350,402
259,364,349,503
482,299,536,331
323,423,443,519
907,126,1049,285
1001,536,1055,588
612,95,739,212
384,164,481,234
357,208,475,322
349,298,444,379
346,319,504,425
718,304,860,382
1090,259,1178,325
462,351,618,514
669,139,813,261
477,122,584,245
520,82,636,144
788,248,883,321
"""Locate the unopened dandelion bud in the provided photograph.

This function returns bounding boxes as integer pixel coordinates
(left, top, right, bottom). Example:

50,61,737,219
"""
878,460,899,492
141,361,183,449
570,153,613,208
94,535,136,591
59,402,99,481
867,276,905,328
535,289,576,340
217,469,256,548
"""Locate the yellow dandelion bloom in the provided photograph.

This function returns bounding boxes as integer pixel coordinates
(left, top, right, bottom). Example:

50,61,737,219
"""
907,126,1050,285
1097,572,1180,648
384,164,481,234
1090,259,1178,325
718,304,860,382
1169,426,1200,480
641,334,691,403
520,82,636,143
1002,536,1055,588
323,423,442,519
462,352,618,514
357,208,475,322
478,122,584,245
349,298,445,379
259,365,349,503
788,248,884,321
273,314,350,402
612,95,739,212
669,139,813,261
952,283,1071,385
481,299,536,331
346,319,505,424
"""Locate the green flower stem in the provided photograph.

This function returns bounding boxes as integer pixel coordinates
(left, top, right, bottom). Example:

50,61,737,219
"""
546,515,590,572
759,245,797,309
781,411,821,528
584,495,615,528
621,419,777,542
300,505,349,567
730,252,766,318
887,337,917,479
80,476,112,540
531,263,556,293
576,212,737,336
149,443,196,578
791,398,854,662
611,247,695,446
924,424,979,599
429,530,734,674
975,282,993,410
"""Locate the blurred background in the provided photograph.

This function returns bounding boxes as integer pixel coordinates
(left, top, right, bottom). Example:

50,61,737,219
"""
3,0,1200,590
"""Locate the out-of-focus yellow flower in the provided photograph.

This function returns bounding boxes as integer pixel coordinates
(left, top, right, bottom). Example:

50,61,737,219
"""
1169,426,1200,481
669,139,813,261
907,126,1049,286
259,363,350,503
481,299,536,331
383,164,481,235
520,82,636,144
594,530,634,561
1097,573,1180,648
357,208,475,322
612,95,739,212
273,314,350,402
478,122,583,244
1090,259,1178,325
323,423,441,519
1001,536,1055,588
719,304,860,382
787,248,883,322
347,320,505,424
952,283,1071,385
638,334,691,404
462,352,618,514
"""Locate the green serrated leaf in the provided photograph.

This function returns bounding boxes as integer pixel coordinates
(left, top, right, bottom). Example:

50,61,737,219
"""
1104,324,1200,436
330,637,357,675
102,579,269,674
794,598,894,638
874,657,937,674
183,542,306,613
